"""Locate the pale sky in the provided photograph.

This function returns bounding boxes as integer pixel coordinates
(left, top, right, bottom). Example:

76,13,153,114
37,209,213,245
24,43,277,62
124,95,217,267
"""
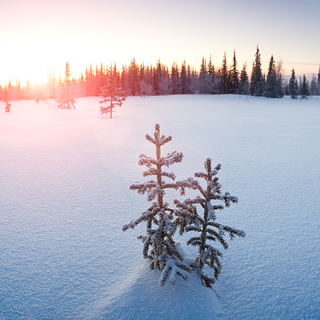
1,0,320,85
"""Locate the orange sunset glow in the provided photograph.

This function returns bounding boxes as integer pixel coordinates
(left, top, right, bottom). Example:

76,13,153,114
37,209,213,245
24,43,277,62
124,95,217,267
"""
1,0,320,87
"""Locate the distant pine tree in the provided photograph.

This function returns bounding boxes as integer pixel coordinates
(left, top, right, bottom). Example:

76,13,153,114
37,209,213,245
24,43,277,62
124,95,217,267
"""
170,62,179,95
300,74,309,99
4,101,11,112
317,66,320,95
122,124,192,286
158,69,171,96
140,80,153,96
199,57,209,94
128,58,139,96
179,61,188,94
174,158,245,288
56,61,76,109
4,88,11,112
189,68,199,94
187,64,192,93
100,70,126,118
219,52,228,94
275,60,284,98
152,59,163,96
207,55,217,94
237,63,250,95
264,55,277,98
289,69,299,99
229,50,239,94
310,75,317,96
85,64,95,97
250,46,263,96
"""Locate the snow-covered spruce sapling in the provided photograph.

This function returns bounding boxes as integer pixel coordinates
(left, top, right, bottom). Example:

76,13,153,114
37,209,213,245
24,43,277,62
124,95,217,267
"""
174,158,245,288
100,75,126,118
4,100,12,112
122,124,191,286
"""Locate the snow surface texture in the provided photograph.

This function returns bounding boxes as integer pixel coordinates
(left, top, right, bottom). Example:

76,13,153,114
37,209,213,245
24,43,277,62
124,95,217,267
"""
1,95,320,319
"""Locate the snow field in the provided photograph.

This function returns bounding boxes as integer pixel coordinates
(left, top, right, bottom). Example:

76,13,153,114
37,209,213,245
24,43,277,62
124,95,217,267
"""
1,95,320,319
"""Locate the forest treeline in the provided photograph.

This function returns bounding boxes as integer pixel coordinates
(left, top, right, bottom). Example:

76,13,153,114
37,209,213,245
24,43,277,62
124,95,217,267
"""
1,47,320,102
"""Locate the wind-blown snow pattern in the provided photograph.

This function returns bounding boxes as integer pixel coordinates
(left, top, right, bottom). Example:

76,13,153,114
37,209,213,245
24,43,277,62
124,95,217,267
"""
1,95,320,319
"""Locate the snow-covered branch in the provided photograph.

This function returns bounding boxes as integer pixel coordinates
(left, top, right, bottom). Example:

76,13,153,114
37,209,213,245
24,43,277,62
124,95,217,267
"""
122,209,155,231
159,258,191,286
161,151,184,167
130,180,157,194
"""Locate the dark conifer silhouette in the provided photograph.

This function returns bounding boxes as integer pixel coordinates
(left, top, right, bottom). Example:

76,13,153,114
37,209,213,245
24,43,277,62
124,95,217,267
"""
300,74,309,99
317,66,320,94
207,55,217,94
289,69,299,99
199,57,208,94
122,124,192,286
310,75,317,96
174,158,245,288
264,55,277,98
250,46,263,96
179,61,188,94
170,62,179,95
219,52,229,94
229,50,239,94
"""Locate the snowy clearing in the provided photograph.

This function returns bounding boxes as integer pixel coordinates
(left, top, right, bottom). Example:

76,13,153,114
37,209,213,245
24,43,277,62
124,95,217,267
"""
1,95,320,319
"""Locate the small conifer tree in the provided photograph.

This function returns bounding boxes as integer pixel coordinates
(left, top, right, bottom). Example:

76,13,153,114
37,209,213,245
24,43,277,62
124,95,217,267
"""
4,89,11,112
56,61,76,109
174,158,245,288
122,124,191,286
100,72,126,118
4,100,12,112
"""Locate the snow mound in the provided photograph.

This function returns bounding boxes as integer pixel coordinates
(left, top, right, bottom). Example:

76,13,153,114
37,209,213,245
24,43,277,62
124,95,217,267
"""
84,243,222,320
